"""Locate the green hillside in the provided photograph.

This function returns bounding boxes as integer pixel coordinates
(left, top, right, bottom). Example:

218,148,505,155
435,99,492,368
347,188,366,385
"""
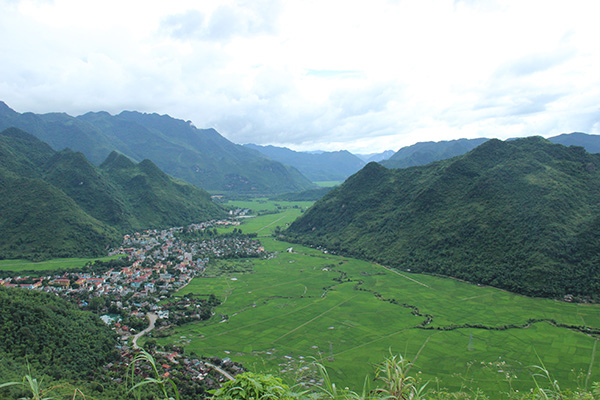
43,149,132,228
381,138,489,169
89,110,315,193
0,169,120,260
0,101,314,193
100,151,225,229
0,127,224,260
244,143,365,181
548,131,600,153
284,137,600,298
380,133,600,170
0,287,118,378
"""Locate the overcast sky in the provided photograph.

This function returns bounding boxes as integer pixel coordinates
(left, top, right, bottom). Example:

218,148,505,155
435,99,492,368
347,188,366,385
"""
1,0,599,153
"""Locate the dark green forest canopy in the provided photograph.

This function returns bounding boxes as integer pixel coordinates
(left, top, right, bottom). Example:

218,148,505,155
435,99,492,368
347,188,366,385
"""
0,127,225,260
284,137,600,298
380,132,600,170
0,287,118,379
0,102,315,194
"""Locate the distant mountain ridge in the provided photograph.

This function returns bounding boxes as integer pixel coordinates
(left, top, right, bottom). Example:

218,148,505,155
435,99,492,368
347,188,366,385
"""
355,150,395,163
0,127,224,260
382,133,600,169
381,138,490,169
244,143,365,181
548,132,600,153
284,137,600,298
0,101,314,194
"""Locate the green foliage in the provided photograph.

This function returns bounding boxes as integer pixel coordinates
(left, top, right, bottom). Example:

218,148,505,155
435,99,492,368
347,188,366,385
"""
285,138,600,298
372,354,429,400
0,255,124,274
159,202,600,397
1,349,600,399
209,353,600,399
128,350,180,400
0,127,224,260
549,132,600,154
381,138,489,169
270,187,334,202
0,373,56,400
212,372,297,400
0,167,120,260
99,151,225,230
0,369,90,400
0,287,118,380
381,133,600,170
0,103,314,194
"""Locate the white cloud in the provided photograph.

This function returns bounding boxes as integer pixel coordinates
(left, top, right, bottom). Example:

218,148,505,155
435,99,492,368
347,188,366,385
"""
1,0,599,153
161,0,282,42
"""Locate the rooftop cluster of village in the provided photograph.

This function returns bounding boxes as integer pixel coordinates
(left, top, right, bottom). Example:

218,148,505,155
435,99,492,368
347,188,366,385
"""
0,214,265,394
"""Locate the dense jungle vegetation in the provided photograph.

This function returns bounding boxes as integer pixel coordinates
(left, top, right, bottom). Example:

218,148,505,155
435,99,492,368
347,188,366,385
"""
285,137,600,298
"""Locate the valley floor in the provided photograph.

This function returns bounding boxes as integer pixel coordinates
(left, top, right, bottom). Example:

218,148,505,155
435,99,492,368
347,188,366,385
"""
153,200,600,398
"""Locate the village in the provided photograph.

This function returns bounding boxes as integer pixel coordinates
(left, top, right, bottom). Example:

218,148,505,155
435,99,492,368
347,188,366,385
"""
0,213,261,395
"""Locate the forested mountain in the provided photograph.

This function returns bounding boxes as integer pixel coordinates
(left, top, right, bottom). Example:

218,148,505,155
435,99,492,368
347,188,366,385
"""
0,127,224,260
269,186,334,201
548,132,600,153
0,287,118,381
0,101,314,194
284,137,600,298
244,143,365,181
381,138,489,169
381,133,600,170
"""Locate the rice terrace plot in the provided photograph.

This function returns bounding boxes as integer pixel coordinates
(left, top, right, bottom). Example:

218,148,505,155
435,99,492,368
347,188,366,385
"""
157,199,600,397
0,255,123,274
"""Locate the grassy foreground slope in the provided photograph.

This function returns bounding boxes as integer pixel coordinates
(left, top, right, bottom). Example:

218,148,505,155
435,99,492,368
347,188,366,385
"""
285,137,600,298
157,201,600,397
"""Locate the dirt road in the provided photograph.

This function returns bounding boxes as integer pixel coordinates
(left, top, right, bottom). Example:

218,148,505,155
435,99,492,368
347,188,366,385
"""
132,312,158,349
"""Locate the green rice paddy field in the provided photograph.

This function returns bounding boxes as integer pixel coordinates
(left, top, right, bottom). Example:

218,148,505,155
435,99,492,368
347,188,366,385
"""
159,200,600,396
0,255,123,273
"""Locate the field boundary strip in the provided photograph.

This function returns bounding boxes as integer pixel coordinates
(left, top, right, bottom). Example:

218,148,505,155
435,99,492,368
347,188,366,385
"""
256,215,288,233
271,294,360,344
377,264,431,288
586,339,598,390
201,297,322,339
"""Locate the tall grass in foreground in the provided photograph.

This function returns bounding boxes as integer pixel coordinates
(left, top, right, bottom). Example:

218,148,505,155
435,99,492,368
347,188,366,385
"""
1,351,599,399
127,349,180,400
0,370,86,400
211,353,600,400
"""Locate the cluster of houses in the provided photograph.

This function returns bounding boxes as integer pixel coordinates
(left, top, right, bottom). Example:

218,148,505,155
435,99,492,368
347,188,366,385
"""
110,348,245,396
1,216,267,391
2,218,265,299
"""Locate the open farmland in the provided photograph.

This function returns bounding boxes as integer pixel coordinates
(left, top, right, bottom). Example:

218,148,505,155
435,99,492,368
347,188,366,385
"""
0,255,124,273
158,200,600,397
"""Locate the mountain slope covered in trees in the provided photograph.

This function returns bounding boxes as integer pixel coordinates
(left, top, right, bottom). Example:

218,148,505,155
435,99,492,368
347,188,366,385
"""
381,133,600,170
0,287,118,380
381,138,490,169
244,143,365,181
0,101,314,193
548,131,600,153
0,127,224,260
285,137,600,298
